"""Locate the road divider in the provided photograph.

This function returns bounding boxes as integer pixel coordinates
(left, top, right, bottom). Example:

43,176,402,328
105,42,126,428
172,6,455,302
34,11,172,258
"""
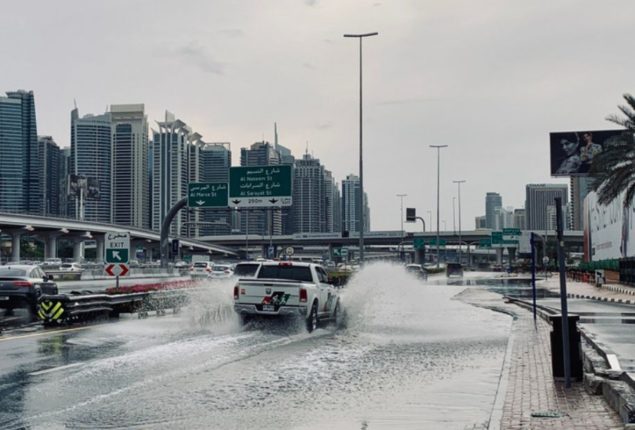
37,279,200,326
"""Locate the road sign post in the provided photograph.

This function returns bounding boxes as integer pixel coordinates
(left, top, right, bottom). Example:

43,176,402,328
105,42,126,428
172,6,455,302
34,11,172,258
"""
105,232,130,283
188,182,229,208
229,165,292,208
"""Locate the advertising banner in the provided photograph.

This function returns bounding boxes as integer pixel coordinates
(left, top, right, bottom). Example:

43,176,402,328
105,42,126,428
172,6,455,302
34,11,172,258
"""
585,191,635,261
68,175,100,200
550,129,624,177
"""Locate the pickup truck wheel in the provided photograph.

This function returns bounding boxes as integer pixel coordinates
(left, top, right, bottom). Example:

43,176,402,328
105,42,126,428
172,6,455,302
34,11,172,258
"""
306,302,318,333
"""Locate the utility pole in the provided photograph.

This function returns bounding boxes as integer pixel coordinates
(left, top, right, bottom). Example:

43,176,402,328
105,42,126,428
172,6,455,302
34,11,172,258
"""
453,180,466,264
396,194,407,261
429,145,448,268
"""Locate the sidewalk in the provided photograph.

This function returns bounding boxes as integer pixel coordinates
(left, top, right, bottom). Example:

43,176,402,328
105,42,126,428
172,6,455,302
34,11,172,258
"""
458,288,623,429
540,276,635,304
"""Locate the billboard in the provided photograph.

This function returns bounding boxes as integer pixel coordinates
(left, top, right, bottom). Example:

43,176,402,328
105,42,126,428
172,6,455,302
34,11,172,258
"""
584,191,635,261
550,129,624,177
68,175,100,200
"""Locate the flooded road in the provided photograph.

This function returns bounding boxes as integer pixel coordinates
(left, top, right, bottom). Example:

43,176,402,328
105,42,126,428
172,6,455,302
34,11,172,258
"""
0,263,511,429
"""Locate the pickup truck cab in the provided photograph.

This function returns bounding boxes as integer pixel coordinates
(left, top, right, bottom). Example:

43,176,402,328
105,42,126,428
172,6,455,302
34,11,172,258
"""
233,261,339,332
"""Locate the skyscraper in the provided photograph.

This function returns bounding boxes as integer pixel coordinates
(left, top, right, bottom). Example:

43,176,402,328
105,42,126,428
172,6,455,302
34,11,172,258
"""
324,169,341,233
513,208,526,230
292,153,325,233
198,141,232,236
0,94,25,213
70,108,112,223
59,148,71,217
342,174,370,233
240,141,283,236
570,177,593,231
110,104,149,229
525,184,568,230
485,192,502,229
6,91,40,215
38,136,61,216
151,111,195,236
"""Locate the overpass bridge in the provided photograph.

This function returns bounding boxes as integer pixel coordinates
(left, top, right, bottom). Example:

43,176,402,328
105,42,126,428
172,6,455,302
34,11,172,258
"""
199,229,584,256
0,212,238,262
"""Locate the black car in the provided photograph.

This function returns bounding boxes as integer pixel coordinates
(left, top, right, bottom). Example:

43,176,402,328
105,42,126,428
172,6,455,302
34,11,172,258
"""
0,264,58,320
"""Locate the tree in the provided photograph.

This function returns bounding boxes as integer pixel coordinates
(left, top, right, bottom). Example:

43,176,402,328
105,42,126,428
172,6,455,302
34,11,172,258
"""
590,94,635,207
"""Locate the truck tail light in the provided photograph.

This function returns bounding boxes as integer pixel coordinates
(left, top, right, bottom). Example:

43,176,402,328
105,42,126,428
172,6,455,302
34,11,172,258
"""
233,285,239,300
299,288,308,303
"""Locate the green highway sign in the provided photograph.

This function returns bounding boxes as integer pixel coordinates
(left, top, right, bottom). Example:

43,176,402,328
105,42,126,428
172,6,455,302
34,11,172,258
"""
491,231,503,248
106,249,129,263
413,238,425,250
332,247,342,257
105,231,130,265
502,227,520,247
341,247,349,257
188,182,228,208
428,238,447,247
229,165,292,208
479,238,492,248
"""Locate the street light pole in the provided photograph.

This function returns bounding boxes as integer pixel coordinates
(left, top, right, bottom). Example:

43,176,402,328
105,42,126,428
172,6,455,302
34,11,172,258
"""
430,145,448,268
396,193,407,260
344,31,378,265
453,180,466,264
452,197,456,235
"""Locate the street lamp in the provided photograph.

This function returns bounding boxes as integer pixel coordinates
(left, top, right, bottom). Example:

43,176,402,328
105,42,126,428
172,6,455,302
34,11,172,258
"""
344,31,378,265
396,193,407,260
452,197,456,235
430,144,448,268
453,180,466,264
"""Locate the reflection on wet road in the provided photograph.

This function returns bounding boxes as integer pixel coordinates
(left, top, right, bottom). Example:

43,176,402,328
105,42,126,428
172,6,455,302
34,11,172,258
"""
0,263,511,429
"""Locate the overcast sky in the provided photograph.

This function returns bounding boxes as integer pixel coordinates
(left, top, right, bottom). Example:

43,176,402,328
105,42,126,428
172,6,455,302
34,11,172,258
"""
3,0,634,231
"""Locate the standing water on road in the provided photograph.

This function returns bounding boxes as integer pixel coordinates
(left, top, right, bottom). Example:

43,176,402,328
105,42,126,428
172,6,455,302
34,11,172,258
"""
0,262,511,429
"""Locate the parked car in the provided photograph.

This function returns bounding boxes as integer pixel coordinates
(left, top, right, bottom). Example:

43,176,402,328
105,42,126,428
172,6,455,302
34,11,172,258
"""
42,258,62,267
0,264,58,320
405,264,428,280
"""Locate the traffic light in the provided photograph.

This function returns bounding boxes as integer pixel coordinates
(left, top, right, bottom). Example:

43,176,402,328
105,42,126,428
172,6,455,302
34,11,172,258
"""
406,208,416,222
342,230,349,238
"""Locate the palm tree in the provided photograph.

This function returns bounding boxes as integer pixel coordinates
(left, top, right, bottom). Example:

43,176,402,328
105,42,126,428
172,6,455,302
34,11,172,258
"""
589,93,635,207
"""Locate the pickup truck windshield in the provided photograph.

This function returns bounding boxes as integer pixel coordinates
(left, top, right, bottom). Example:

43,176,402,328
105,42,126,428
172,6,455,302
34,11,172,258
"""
257,265,313,282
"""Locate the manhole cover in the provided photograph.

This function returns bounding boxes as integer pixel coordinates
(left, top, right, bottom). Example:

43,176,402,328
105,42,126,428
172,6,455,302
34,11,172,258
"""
531,410,563,418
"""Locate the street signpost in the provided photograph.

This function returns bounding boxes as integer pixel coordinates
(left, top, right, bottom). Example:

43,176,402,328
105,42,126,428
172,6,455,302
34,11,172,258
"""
502,227,520,247
105,232,130,285
229,165,292,208
491,231,504,248
479,238,492,248
188,182,228,208
413,238,425,250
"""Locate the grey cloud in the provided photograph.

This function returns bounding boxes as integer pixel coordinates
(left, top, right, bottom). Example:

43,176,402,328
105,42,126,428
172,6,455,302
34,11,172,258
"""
305,0,318,6
376,97,443,106
316,122,333,130
218,28,244,38
303,62,317,70
171,43,225,75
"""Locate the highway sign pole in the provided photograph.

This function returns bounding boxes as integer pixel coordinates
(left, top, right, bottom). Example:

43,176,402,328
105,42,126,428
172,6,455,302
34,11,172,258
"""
530,233,537,325
555,197,571,389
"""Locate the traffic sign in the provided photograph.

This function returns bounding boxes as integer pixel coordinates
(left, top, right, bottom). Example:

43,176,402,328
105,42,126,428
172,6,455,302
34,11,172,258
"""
229,165,292,208
341,247,349,257
105,263,129,277
105,232,130,264
285,247,294,256
491,231,503,248
479,238,492,248
428,238,447,247
413,238,425,250
188,182,228,208
106,249,129,263
332,247,342,257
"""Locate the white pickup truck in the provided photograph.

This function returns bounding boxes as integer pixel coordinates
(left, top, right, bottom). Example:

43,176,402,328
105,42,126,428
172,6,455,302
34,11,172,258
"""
233,261,340,332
